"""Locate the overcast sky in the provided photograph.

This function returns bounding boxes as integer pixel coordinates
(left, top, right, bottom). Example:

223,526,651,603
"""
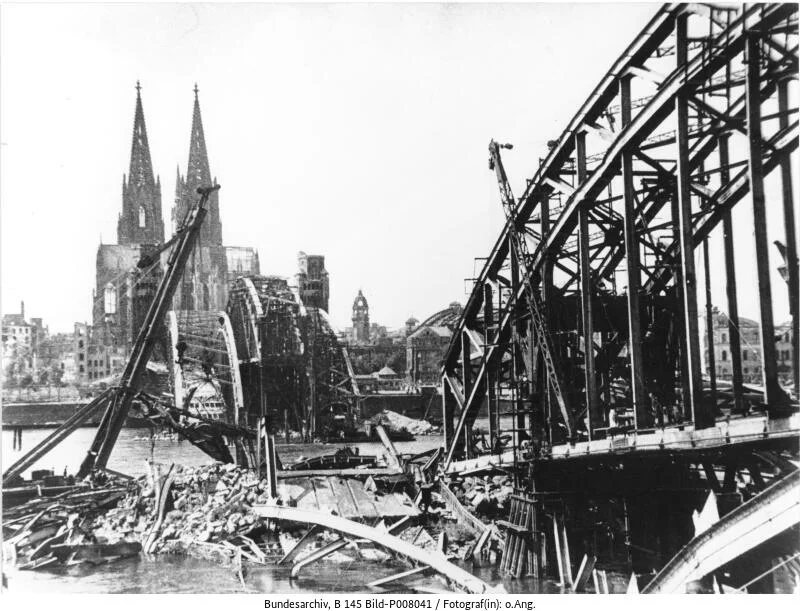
1,2,795,334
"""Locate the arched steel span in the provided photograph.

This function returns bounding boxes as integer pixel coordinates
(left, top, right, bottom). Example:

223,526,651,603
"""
416,302,463,330
227,275,305,433
166,309,244,424
224,274,356,439
441,3,799,470
302,305,357,436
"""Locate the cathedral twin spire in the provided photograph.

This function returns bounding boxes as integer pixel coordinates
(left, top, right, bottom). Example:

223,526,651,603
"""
174,84,223,246
118,81,164,245
117,81,222,247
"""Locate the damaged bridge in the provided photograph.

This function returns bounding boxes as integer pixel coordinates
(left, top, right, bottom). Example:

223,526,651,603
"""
438,2,799,592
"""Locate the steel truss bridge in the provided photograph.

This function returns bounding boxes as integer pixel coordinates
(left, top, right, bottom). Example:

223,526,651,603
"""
166,275,356,441
440,3,799,480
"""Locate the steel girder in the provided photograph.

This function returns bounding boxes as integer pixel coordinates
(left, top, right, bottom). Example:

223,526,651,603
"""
442,3,799,469
166,310,245,424
226,275,305,430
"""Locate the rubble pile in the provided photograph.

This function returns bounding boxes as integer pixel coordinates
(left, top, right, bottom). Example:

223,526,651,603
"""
449,474,514,519
2,477,134,570
369,410,434,436
89,463,281,557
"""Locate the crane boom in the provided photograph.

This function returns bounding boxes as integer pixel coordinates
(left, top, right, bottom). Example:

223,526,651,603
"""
2,185,219,485
488,140,574,438
77,185,220,477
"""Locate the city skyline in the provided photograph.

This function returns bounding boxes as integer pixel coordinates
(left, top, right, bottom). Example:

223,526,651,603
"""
1,3,794,334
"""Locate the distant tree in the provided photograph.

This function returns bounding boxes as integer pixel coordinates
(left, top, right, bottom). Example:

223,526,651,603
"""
4,361,17,387
38,368,50,385
19,373,34,388
386,350,407,374
50,366,65,387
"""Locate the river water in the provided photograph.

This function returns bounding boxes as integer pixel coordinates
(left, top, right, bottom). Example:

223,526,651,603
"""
2,426,579,594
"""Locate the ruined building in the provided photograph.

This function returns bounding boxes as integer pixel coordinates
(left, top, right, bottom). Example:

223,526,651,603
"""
406,301,462,386
351,290,370,344
295,252,329,312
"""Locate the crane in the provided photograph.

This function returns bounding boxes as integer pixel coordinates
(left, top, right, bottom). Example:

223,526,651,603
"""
488,140,574,439
3,185,220,484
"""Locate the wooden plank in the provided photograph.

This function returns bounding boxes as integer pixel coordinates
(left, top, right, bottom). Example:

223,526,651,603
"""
280,480,316,511
310,477,338,515
572,554,597,593
372,489,418,520
465,526,492,562
553,518,565,587
291,538,348,578
278,468,402,479
327,477,359,520
387,516,413,535
375,425,402,469
278,525,322,565
438,482,487,537
345,478,379,520
368,566,430,588
255,504,496,594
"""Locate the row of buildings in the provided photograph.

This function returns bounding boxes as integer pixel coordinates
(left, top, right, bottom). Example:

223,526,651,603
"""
705,308,795,387
341,288,464,392
2,302,49,382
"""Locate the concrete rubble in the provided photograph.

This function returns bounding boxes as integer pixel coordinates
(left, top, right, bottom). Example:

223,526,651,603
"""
449,474,515,519
368,410,436,436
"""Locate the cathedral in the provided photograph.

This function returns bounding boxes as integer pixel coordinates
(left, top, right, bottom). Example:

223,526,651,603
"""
86,83,259,381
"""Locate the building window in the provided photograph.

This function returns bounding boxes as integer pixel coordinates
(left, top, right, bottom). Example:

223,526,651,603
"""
104,283,117,315
744,368,749,374
78,340,84,349
79,354,84,361
721,333,727,342
139,205,146,228
721,350,727,361
79,365,84,373
742,349,748,361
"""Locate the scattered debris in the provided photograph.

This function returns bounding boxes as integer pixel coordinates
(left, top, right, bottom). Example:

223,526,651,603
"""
448,474,514,519
368,410,435,437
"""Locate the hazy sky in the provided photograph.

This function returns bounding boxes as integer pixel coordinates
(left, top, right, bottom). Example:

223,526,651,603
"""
1,2,795,334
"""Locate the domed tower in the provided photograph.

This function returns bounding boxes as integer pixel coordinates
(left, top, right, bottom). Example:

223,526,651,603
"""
351,290,370,344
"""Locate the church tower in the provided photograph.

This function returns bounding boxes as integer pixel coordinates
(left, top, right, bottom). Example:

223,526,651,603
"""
352,290,370,344
173,85,222,245
118,82,164,245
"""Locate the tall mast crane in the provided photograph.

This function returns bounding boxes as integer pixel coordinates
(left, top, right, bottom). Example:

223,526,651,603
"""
488,140,574,438
3,185,220,484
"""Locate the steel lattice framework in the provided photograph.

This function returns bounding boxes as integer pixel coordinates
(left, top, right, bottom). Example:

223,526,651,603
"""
220,275,355,439
441,3,799,471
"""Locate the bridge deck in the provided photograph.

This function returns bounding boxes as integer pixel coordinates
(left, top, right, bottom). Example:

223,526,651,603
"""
276,475,420,521
447,414,800,474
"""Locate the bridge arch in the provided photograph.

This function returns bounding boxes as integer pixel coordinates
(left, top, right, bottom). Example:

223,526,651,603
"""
441,4,799,468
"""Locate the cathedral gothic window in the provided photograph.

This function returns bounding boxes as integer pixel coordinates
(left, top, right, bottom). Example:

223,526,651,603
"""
104,283,117,315
139,205,147,228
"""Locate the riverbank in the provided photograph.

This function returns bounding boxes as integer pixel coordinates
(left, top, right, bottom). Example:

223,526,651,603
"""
2,401,152,429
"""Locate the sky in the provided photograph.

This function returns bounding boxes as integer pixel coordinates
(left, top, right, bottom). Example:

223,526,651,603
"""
1,2,795,334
